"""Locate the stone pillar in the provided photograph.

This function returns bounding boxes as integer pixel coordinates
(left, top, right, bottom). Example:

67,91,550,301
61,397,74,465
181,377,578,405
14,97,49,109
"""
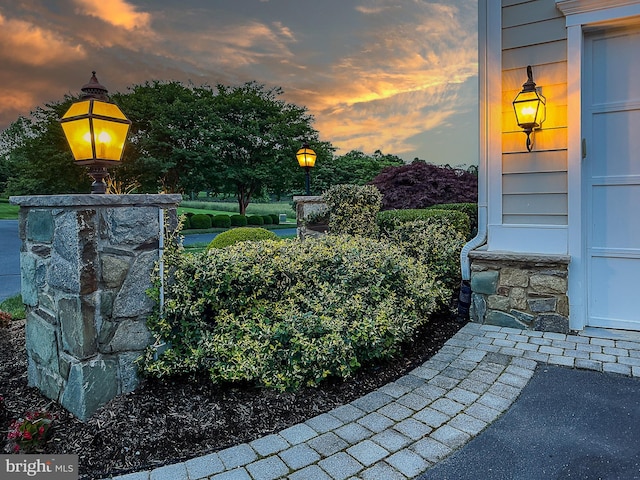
468,251,571,333
9,194,181,420
293,195,329,239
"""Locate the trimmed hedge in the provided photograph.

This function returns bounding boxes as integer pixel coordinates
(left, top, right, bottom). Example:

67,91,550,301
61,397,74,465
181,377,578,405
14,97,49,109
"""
377,208,470,238
190,214,212,230
207,227,279,250
247,215,264,226
230,214,248,227
426,203,477,238
212,214,232,228
143,235,445,391
261,215,273,225
270,214,280,225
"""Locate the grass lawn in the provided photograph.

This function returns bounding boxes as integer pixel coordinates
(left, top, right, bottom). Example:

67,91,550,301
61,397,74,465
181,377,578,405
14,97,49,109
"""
0,199,19,220
0,295,25,319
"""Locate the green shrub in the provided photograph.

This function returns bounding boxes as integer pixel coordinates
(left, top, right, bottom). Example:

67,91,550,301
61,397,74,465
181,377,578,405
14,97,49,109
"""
190,214,212,230
181,215,191,230
270,214,280,225
323,184,382,237
143,235,445,391
261,215,273,225
230,214,248,227
212,214,232,228
247,215,264,226
377,208,470,238
207,227,279,250
427,203,477,238
382,220,466,291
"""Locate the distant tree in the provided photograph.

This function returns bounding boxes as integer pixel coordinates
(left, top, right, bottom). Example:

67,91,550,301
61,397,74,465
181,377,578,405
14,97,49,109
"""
1,101,90,195
312,149,404,194
210,82,319,214
369,162,478,210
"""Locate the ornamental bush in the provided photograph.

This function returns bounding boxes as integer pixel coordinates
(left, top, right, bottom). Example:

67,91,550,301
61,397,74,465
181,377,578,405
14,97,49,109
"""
212,214,232,228
261,215,273,225
377,208,470,238
427,203,477,238
323,184,382,237
230,214,248,227
190,213,212,230
207,227,279,250
382,220,467,292
270,214,280,225
142,235,445,391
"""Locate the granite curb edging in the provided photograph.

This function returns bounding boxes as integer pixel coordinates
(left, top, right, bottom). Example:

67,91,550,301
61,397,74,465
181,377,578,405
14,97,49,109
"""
109,323,640,480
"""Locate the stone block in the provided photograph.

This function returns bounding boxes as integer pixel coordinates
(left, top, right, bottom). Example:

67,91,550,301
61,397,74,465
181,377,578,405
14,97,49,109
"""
26,311,59,372
27,209,54,243
509,287,527,310
20,252,39,307
530,274,567,295
485,311,526,330
510,310,534,326
533,313,569,334
471,293,486,322
500,267,529,287
528,297,557,313
112,251,157,319
59,297,98,359
53,212,79,262
105,320,151,353
471,271,499,295
47,255,80,294
103,207,159,246
60,358,119,420
101,254,130,288
487,295,510,311
119,352,142,393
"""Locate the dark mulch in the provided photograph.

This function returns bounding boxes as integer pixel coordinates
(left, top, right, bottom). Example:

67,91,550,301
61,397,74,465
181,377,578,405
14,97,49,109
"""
0,314,461,479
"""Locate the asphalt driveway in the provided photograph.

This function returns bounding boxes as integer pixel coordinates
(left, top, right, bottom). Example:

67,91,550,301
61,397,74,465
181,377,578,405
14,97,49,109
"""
0,220,20,302
419,364,640,480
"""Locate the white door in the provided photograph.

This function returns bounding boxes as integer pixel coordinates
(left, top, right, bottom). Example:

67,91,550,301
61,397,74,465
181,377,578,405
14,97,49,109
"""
584,27,640,330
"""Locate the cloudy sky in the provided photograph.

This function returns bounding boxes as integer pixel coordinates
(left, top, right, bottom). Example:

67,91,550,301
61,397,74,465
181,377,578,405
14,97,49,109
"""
0,0,478,166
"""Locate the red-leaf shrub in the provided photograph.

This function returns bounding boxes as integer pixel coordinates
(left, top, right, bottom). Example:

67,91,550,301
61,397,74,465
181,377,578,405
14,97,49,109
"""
370,162,478,210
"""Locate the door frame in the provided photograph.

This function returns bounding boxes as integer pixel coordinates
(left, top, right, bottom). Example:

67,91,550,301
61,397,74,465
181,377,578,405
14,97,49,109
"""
557,0,640,330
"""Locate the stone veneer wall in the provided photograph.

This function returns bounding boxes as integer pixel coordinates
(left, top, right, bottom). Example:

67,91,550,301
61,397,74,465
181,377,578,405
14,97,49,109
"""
469,251,571,333
293,196,329,239
9,194,181,420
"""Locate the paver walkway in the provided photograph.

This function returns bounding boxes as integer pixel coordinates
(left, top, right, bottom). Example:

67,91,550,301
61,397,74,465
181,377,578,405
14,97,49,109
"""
111,322,640,480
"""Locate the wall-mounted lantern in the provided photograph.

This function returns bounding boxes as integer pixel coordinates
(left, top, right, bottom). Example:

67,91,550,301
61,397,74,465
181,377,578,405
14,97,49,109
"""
296,143,317,195
512,65,546,152
60,72,131,193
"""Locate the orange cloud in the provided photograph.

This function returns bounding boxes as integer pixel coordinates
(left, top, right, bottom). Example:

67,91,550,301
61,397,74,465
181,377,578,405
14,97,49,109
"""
0,13,86,66
72,0,151,31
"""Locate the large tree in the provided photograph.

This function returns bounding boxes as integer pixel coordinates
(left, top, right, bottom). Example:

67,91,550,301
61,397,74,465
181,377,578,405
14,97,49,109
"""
210,82,319,213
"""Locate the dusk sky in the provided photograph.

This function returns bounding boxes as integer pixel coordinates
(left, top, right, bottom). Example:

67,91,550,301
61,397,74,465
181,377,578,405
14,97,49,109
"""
1,0,478,166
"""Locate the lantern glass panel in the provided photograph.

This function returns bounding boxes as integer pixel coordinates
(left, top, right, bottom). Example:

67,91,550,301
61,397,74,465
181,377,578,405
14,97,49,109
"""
61,118,93,160
61,100,91,119
296,148,316,167
92,118,130,160
92,101,129,120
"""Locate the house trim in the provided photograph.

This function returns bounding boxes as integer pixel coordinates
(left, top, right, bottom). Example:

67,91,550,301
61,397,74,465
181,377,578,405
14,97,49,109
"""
556,0,640,330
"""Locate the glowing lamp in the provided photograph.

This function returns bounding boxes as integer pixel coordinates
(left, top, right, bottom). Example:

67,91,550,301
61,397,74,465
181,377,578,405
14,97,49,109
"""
512,65,546,152
60,72,131,193
296,143,316,195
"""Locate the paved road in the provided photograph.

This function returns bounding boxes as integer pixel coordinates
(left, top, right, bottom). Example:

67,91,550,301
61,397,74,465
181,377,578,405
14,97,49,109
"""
0,220,21,302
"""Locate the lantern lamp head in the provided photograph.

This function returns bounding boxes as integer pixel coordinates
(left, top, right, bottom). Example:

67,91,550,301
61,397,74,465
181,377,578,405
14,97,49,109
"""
60,71,132,193
296,143,317,168
512,65,546,152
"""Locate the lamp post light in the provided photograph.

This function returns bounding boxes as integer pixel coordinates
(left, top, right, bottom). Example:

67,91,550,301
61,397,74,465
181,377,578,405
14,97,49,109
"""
296,143,316,195
512,65,546,152
60,71,131,193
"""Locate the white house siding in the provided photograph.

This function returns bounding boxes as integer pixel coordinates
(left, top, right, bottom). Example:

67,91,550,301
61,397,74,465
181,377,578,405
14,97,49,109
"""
501,0,568,226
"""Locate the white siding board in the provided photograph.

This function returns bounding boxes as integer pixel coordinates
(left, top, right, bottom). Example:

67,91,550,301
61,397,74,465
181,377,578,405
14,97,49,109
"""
502,62,567,91
503,171,568,193
503,214,568,224
503,150,567,173
503,40,567,69
502,128,567,152
503,192,568,215
503,1,564,28
503,17,568,49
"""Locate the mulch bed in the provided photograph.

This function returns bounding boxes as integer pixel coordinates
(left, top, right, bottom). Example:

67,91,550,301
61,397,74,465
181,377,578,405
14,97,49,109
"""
0,314,461,479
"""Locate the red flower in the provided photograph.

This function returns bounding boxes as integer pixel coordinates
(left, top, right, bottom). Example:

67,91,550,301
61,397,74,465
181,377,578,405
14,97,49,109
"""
23,431,32,441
